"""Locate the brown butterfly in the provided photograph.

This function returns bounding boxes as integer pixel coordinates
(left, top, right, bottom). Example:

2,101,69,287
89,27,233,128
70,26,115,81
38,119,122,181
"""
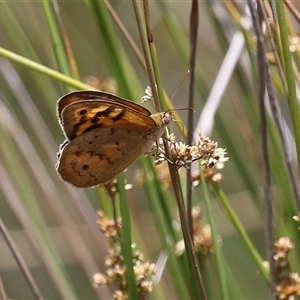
56,91,172,187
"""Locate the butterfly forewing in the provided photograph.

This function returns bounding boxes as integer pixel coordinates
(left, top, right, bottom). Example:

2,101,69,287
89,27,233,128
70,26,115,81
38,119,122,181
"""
57,91,152,124
60,100,156,140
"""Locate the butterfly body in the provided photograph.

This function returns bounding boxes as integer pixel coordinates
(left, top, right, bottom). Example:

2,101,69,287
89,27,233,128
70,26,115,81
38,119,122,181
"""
56,91,171,187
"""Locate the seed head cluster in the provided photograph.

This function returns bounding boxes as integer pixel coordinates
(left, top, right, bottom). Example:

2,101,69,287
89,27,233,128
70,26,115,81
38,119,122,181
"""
272,237,300,299
149,132,228,179
93,211,156,299
174,206,221,256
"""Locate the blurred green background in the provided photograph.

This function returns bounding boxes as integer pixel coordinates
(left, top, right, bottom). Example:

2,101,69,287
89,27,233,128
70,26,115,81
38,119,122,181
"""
0,1,299,299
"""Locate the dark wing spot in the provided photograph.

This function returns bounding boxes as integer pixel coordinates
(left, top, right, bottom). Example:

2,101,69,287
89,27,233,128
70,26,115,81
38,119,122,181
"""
91,107,117,124
96,107,115,118
75,150,82,156
73,119,88,135
110,128,115,135
95,153,105,160
79,109,88,115
94,153,112,164
91,117,99,124
111,109,125,121
115,142,121,151
96,109,113,117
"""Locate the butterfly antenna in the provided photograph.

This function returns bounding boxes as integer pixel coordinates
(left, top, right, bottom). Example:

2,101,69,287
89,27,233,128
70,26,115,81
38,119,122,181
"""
167,107,195,113
170,70,190,102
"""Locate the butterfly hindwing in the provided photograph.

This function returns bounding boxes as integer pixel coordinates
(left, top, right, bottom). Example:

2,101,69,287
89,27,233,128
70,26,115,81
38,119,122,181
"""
57,126,155,187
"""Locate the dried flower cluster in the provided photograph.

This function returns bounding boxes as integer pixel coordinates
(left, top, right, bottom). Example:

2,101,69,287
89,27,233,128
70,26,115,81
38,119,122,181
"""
141,86,153,103
104,178,119,200
141,86,228,180
174,207,221,256
289,36,300,53
104,178,133,201
94,211,156,299
148,132,228,181
292,215,300,230
96,210,122,238
196,132,228,168
273,237,300,299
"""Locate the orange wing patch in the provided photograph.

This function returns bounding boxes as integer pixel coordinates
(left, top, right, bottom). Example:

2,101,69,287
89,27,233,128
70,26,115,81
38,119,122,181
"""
61,101,155,140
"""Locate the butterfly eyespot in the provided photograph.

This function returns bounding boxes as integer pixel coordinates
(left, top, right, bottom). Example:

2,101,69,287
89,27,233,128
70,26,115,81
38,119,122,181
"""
81,164,90,171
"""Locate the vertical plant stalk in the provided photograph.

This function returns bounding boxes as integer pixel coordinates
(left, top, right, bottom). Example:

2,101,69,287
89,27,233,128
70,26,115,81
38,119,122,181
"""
201,174,229,298
117,173,138,299
247,1,276,298
275,1,300,213
284,0,300,23
0,276,7,300
104,0,146,71
0,217,44,300
259,1,300,214
259,2,288,96
51,0,80,80
212,184,269,281
141,1,206,298
165,149,206,300
275,0,300,178
142,0,165,112
40,0,71,86
187,0,199,236
131,0,161,111
142,2,205,297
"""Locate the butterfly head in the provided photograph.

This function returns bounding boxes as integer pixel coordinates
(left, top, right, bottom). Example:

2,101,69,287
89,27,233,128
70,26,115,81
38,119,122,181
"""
161,111,173,126
150,111,173,128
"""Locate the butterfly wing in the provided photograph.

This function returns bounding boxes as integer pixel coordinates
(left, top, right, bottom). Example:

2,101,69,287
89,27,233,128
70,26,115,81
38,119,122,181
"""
57,91,152,121
61,100,156,140
57,91,154,140
56,126,157,187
